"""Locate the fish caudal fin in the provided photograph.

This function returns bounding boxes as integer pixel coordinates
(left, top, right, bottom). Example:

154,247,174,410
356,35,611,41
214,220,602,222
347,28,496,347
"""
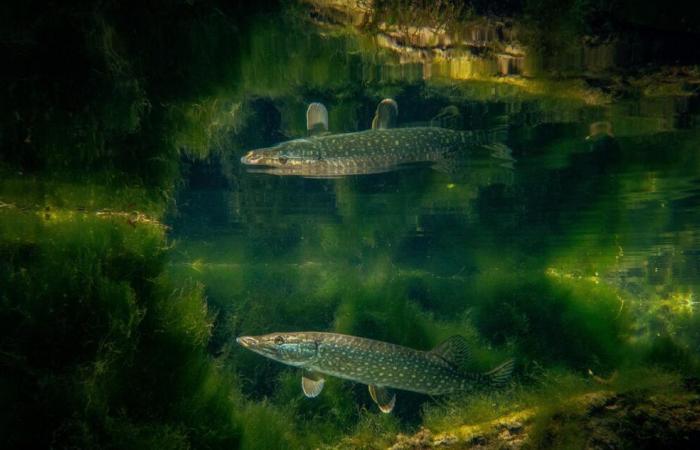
368,385,396,413
371,98,398,130
462,124,509,146
302,371,325,398
483,124,509,144
306,102,329,136
484,358,515,387
483,143,515,162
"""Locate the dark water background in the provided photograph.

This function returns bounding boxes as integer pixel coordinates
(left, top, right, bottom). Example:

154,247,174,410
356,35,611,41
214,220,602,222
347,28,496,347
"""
2,1,700,448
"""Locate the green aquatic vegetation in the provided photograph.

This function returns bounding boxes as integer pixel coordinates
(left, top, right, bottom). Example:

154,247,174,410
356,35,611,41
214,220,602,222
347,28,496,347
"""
525,367,688,449
103,420,191,450
420,366,686,448
337,411,402,449
610,366,685,394
471,273,631,371
329,267,514,370
636,331,699,376
527,408,589,450
239,17,366,97
235,401,301,450
332,277,435,346
422,368,591,433
168,97,247,159
1,8,170,184
0,210,243,448
126,279,242,448
87,17,151,137
273,370,358,442
0,173,168,218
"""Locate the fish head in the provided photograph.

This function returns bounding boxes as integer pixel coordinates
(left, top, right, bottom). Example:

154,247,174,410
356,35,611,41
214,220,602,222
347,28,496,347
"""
241,139,321,168
237,332,319,366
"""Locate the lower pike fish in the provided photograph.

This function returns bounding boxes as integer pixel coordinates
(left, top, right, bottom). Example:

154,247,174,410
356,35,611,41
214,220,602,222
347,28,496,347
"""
237,331,514,413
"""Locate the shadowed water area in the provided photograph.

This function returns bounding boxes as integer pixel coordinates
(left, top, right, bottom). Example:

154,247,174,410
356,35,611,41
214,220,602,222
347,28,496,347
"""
2,0,700,448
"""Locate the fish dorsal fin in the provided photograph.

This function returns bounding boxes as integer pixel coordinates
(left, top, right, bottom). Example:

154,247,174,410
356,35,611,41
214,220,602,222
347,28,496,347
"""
371,98,398,130
430,336,471,369
484,358,515,387
306,102,329,136
368,385,396,413
301,371,325,398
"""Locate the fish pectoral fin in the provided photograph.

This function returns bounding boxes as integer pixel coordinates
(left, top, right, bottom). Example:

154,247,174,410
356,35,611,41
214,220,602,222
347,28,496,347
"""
430,335,471,370
306,103,329,136
368,385,396,413
371,98,398,130
301,371,325,398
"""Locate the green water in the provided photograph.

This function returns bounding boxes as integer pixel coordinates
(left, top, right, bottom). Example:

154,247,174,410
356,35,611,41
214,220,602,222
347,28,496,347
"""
2,1,700,448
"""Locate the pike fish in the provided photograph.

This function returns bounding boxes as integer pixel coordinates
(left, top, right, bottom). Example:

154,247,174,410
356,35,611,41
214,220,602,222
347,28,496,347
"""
240,99,508,177
237,331,514,413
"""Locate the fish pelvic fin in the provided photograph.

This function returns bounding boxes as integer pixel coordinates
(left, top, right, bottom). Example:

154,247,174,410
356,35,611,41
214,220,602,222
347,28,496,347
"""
306,102,329,136
368,385,396,413
302,371,325,398
430,335,471,370
484,358,515,387
371,98,398,130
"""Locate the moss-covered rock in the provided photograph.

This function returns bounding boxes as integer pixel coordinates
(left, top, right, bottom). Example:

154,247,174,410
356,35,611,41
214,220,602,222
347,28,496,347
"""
387,387,700,449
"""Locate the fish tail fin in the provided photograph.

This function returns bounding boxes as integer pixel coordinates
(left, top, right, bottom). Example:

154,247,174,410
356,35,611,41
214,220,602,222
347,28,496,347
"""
486,123,509,143
460,123,509,146
483,142,515,162
461,123,514,163
484,358,514,387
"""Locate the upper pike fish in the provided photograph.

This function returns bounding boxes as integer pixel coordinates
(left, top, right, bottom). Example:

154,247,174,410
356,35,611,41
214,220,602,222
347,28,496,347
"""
237,332,514,413
240,99,509,178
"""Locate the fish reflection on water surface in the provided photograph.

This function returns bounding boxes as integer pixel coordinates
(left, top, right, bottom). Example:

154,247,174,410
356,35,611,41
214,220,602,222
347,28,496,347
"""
240,99,510,177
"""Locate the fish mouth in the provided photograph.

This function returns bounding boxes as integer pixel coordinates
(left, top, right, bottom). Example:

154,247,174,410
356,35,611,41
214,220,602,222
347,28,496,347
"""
241,150,283,167
236,336,259,348
240,151,263,165
237,335,277,358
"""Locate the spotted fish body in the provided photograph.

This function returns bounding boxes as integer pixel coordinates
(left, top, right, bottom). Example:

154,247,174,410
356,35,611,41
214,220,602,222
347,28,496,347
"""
240,127,501,177
237,332,514,412
298,332,501,395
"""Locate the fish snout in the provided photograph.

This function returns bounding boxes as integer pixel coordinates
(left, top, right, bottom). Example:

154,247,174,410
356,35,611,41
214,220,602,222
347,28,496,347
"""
241,151,257,165
236,336,259,348
241,150,269,165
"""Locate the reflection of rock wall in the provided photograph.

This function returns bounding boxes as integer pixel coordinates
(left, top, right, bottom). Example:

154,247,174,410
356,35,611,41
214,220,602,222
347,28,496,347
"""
305,0,372,27
368,23,527,79
305,0,527,80
302,0,700,105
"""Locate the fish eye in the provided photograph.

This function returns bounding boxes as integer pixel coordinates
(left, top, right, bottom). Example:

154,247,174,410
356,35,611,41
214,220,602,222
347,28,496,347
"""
274,335,285,345
278,156,288,165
